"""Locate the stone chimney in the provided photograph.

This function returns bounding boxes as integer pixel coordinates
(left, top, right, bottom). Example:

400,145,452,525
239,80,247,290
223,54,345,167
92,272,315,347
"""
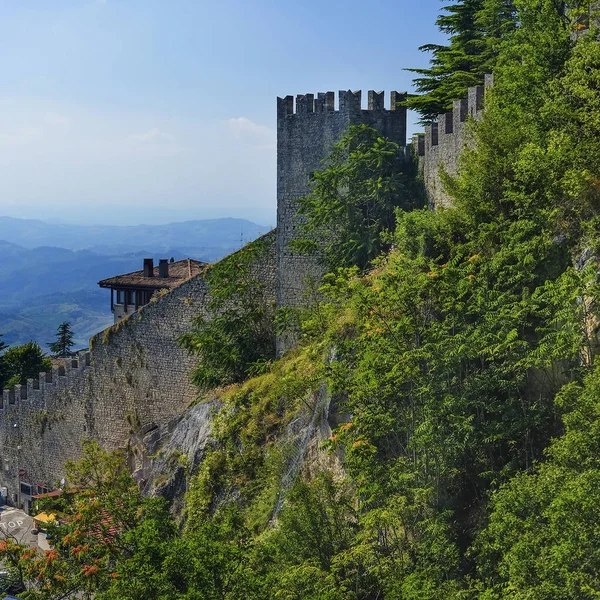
158,259,169,278
143,258,154,278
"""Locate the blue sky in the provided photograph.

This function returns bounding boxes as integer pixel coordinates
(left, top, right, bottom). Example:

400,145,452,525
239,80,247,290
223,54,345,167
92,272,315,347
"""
0,0,446,226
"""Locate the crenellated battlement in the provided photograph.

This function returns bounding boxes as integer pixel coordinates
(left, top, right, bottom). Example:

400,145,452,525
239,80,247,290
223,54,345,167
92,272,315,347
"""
0,350,91,410
414,74,494,208
277,90,406,118
417,74,493,156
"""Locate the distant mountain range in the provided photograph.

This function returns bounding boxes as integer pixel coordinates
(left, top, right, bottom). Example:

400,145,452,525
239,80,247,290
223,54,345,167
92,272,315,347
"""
0,217,270,351
0,216,270,257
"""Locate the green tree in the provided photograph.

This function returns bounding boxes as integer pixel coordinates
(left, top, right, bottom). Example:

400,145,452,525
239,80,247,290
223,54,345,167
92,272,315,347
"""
291,124,424,272
2,341,52,389
180,235,275,391
0,441,176,599
0,333,8,390
406,0,517,122
475,366,600,599
48,321,75,358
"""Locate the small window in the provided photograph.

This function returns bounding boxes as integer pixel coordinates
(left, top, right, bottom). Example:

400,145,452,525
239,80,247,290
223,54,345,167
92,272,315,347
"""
116,290,126,304
130,290,137,304
20,482,32,497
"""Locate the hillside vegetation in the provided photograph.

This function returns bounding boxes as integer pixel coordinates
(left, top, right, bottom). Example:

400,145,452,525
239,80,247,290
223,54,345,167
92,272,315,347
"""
3,1,600,598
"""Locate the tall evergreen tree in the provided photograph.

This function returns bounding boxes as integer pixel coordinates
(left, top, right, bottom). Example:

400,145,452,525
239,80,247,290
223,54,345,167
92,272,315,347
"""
48,321,75,358
406,0,517,122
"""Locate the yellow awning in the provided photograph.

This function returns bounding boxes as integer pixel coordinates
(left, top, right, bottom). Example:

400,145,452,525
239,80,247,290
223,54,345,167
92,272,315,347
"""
33,512,57,524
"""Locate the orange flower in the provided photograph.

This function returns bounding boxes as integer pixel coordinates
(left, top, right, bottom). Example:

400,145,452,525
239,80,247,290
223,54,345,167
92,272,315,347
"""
468,254,479,262
111,572,120,579
54,574,67,582
467,274,475,280
441,263,448,268
352,440,368,448
45,549,59,563
427,271,438,277
340,422,353,431
329,434,338,442
81,564,99,577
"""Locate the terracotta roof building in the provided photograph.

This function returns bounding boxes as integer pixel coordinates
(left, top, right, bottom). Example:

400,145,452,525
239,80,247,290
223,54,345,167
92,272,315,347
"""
98,257,207,323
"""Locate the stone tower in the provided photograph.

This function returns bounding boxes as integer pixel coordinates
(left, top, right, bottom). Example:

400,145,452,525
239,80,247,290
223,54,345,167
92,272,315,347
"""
276,89,407,350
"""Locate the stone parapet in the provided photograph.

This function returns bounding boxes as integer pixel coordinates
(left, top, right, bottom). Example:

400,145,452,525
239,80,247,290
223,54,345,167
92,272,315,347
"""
414,74,493,208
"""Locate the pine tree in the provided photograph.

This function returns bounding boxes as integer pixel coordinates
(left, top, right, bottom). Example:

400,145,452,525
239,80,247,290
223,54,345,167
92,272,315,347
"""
406,0,517,122
49,321,75,358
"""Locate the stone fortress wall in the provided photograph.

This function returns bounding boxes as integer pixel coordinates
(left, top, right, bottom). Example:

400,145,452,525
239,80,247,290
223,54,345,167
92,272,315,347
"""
0,76,492,508
276,89,407,351
0,232,276,505
414,74,494,208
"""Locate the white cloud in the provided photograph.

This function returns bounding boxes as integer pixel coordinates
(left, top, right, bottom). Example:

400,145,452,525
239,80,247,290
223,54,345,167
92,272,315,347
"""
127,128,176,145
124,128,184,157
227,117,275,149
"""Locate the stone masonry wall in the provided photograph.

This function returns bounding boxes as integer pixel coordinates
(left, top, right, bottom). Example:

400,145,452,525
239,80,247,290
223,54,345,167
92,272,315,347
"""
414,74,493,209
276,90,407,352
0,231,276,506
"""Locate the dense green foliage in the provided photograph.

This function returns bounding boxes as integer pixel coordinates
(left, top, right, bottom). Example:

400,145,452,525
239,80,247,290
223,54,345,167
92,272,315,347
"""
8,1,600,598
180,235,275,391
0,340,52,390
292,124,425,271
48,322,75,359
178,1,600,596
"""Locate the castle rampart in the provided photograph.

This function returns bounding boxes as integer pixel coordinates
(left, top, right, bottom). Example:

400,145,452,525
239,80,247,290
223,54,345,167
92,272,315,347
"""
415,74,493,208
0,77,495,509
0,231,276,507
276,89,407,352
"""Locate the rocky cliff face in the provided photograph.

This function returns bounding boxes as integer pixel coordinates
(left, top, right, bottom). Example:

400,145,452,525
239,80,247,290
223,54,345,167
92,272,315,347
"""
135,399,221,515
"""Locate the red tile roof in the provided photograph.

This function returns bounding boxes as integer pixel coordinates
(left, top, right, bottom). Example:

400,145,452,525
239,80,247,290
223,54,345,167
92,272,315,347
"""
32,489,64,499
98,258,207,290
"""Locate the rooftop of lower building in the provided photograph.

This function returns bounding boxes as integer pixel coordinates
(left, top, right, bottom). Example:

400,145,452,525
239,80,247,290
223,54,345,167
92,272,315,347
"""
98,258,207,290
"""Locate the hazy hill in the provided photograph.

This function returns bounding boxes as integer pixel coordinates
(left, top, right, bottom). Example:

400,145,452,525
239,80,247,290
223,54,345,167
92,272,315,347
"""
0,217,269,350
0,217,270,257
